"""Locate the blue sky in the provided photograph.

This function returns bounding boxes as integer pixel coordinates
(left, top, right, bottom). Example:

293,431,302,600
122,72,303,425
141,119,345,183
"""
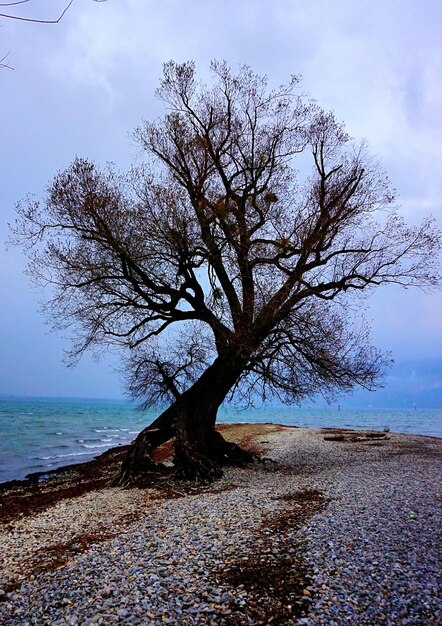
0,0,441,406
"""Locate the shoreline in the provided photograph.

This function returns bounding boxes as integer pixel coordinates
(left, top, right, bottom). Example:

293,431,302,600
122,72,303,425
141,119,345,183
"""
2,421,441,493
2,405,441,486
2,424,441,527
1,424,441,624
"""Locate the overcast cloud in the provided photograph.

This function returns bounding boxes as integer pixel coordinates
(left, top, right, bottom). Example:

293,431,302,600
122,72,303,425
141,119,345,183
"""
1,0,441,404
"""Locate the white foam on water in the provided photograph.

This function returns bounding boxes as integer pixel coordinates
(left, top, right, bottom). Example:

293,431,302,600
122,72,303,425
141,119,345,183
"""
94,428,121,433
82,443,117,449
39,451,91,460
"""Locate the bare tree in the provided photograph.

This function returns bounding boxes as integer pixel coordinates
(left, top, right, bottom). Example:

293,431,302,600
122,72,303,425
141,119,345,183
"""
12,61,441,483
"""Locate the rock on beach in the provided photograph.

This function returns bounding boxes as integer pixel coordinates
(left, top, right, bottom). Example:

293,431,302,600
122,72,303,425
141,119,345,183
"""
0,423,440,625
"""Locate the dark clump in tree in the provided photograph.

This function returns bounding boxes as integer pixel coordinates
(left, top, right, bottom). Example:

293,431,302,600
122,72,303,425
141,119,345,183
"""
12,61,441,484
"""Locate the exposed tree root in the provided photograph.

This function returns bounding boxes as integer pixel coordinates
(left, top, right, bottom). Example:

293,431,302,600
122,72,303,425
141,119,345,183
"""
113,418,257,487
112,413,175,487
208,430,256,467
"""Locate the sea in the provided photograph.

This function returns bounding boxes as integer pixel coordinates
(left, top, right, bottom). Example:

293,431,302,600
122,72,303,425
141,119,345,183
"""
0,397,441,484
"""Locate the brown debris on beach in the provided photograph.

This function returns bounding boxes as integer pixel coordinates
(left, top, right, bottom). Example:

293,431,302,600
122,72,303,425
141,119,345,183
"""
0,424,440,625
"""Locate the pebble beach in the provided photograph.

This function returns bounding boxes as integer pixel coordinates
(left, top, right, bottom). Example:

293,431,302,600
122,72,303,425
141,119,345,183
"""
0,424,441,625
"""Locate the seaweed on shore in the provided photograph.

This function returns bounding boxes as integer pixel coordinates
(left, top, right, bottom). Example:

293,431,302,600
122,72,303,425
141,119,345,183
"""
0,445,129,524
218,488,328,625
0,423,284,524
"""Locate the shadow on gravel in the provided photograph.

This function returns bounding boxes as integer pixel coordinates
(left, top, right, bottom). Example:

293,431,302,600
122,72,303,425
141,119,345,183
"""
218,488,328,625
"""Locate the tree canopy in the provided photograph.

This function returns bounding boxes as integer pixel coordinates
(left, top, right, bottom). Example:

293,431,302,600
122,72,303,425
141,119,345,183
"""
13,61,441,482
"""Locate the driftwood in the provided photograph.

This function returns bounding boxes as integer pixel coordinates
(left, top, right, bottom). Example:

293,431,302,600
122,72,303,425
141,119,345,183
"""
322,429,389,443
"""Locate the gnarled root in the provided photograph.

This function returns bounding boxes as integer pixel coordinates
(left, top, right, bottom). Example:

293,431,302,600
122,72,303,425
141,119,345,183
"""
209,430,256,467
112,416,175,487
113,395,258,487
173,434,223,484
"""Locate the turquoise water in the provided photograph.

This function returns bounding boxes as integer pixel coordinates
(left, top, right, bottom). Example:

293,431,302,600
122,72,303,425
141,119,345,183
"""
0,398,441,483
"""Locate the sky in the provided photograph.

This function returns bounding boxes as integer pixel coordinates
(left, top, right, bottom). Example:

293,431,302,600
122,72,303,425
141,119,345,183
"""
0,0,441,406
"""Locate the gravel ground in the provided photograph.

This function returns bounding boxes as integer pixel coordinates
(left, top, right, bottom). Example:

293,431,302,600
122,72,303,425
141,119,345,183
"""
0,425,440,625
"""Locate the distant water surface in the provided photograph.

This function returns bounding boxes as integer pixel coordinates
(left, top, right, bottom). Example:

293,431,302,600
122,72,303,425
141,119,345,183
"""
0,398,440,483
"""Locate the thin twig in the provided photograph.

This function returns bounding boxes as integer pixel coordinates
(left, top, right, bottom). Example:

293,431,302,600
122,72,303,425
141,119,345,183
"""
0,51,14,69
0,0,75,23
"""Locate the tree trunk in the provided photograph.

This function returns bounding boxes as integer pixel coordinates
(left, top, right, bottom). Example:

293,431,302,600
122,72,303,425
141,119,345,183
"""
113,354,254,486
112,405,177,487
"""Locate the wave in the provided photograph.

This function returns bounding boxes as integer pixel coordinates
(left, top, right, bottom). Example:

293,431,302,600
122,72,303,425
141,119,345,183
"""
38,451,92,460
81,443,118,449
93,428,121,433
